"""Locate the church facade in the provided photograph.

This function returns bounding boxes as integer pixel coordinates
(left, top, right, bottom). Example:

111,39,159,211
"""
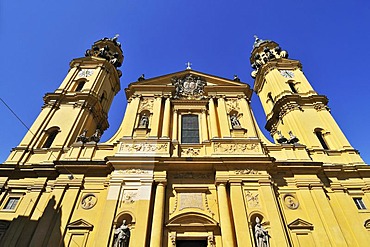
0,37,369,247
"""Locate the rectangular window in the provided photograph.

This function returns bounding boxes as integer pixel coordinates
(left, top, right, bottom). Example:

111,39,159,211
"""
181,115,199,144
4,197,20,210
353,198,366,210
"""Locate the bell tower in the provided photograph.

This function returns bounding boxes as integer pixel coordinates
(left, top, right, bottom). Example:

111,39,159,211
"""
250,36,364,164
5,37,123,165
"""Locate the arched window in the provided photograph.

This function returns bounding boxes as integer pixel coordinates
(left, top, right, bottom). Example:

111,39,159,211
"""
314,128,329,150
181,114,199,144
288,82,298,93
42,127,60,148
75,81,85,92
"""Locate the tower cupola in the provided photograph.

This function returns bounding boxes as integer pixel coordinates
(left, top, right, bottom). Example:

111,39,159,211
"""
85,35,124,77
250,36,288,78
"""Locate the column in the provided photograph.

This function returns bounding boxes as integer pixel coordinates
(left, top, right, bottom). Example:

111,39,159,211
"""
172,109,178,141
217,96,230,137
162,97,171,138
230,182,252,246
209,97,218,139
201,109,209,142
217,182,236,247
150,95,163,137
150,182,166,247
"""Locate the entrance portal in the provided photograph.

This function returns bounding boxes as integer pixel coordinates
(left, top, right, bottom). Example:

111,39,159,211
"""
176,240,207,247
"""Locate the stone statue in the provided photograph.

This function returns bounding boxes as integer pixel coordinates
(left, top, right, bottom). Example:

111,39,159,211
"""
233,74,240,82
89,129,102,143
139,114,149,128
77,129,89,143
288,131,299,144
230,114,241,129
254,217,269,247
276,131,288,144
113,220,130,247
138,74,145,81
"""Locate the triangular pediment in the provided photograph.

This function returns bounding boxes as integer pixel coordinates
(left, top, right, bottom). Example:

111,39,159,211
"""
288,218,314,230
131,70,248,87
126,69,252,100
67,219,94,230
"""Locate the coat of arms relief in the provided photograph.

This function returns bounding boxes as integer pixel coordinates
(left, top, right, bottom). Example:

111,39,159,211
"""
171,74,206,99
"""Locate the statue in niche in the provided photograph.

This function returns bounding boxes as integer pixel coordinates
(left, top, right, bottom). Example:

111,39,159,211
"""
113,220,130,247
230,114,241,129
254,217,269,247
138,113,149,128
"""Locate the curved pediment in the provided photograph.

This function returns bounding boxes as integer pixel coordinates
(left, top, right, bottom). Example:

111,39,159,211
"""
167,212,218,228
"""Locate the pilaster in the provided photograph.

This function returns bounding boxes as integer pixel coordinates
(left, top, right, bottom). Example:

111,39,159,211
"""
229,182,251,246
150,95,163,138
162,97,171,138
216,182,236,247
150,181,167,247
208,97,218,139
217,96,230,138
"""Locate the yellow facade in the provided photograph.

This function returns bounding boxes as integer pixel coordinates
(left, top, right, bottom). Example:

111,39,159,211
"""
0,36,369,247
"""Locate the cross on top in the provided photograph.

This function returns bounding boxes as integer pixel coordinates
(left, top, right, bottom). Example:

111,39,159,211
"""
186,62,192,70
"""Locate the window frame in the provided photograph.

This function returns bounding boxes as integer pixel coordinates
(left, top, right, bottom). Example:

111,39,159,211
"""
42,127,60,149
180,114,200,144
353,197,367,210
1,194,23,212
314,129,329,150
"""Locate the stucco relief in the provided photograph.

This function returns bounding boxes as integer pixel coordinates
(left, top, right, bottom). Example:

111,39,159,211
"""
234,169,261,175
181,147,200,157
214,142,260,153
139,98,154,112
313,102,330,112
118,169,149,174
122,191,137,204
245,190,260,208
204,194,215,216
81,194,97,209
172,74,206,99
77,68,95,78
284,194,299,209
208,235,215,247
278,103,302,120
118,142,168,153
226,99,240,112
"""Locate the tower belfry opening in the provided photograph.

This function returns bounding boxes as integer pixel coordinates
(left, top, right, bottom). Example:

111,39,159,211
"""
0,36,368,247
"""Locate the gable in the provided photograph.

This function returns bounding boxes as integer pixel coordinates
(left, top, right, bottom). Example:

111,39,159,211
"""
288,218,314,230
67,219,94,230
125,70,252,100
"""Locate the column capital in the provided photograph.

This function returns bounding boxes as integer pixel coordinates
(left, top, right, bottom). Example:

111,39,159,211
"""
156,181,167,186
215,181,228,186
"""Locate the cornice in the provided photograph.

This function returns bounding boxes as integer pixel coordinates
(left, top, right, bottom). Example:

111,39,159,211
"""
265,94,329,131
254,59,302,93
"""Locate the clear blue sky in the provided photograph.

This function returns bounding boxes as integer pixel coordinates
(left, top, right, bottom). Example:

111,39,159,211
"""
1,1,369,163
